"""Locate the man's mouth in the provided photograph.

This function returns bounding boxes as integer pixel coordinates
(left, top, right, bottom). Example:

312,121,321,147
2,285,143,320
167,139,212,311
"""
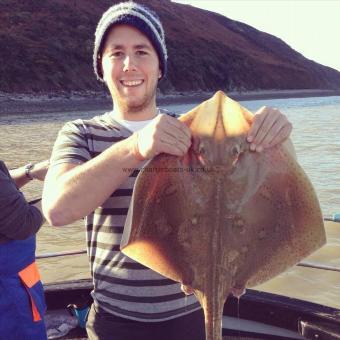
120,80,144,87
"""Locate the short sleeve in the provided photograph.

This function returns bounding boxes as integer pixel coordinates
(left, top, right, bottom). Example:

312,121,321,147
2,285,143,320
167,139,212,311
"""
50,120,92,166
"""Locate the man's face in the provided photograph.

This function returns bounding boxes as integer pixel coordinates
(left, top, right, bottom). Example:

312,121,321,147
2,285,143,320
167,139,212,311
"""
101,24,161,113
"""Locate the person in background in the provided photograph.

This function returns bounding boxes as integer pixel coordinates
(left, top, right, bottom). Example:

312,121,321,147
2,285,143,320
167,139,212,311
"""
0,159,49,340
42,2,292,340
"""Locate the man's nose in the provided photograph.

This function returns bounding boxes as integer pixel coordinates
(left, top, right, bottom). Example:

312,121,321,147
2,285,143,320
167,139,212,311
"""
123,55,137,72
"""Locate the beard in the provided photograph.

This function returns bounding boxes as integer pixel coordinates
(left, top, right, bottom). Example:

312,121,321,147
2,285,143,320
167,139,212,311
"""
111,83,158,114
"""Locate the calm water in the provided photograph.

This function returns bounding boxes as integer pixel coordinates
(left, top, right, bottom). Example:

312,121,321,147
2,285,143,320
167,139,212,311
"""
1,95,339,309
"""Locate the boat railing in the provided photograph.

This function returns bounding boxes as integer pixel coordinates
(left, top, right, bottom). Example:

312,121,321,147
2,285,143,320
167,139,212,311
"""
35,249,340,272
36,249,87,259
36,215,340,273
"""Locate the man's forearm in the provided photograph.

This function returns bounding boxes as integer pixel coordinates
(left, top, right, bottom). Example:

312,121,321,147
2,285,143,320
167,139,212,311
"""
43,135,142,226
9,166,32,188
10,160,49,188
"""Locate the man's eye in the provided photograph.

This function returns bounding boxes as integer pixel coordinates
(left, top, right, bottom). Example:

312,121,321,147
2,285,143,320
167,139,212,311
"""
136,50,148,56
110,51,123,58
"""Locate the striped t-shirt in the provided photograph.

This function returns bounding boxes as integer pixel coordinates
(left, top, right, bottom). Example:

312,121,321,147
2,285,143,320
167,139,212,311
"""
50,110,200,321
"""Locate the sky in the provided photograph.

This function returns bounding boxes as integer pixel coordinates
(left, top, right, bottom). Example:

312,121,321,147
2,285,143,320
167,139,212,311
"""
173,0,340,72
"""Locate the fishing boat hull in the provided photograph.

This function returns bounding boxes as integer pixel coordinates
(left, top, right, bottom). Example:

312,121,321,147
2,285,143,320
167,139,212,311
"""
44,279,340,339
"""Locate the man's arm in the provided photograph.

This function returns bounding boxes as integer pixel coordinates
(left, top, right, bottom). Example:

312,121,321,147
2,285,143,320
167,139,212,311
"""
0,171,43,241
9,160,49,188
42,114,191,226
43,135,142,226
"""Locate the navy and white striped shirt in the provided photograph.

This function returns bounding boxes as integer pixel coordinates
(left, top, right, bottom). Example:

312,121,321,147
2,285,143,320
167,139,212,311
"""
50,110,200,321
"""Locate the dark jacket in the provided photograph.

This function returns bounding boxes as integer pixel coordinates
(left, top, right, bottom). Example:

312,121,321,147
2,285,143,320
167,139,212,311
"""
0,160,43,244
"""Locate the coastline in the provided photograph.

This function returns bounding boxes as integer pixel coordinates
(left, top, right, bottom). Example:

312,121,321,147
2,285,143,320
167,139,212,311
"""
1,88,340,115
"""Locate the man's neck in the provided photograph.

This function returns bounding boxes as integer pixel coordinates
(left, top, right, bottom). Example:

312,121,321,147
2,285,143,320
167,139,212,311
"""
112,102,158,122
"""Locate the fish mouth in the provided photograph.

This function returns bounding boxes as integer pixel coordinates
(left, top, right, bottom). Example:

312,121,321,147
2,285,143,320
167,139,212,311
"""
188,165,233,174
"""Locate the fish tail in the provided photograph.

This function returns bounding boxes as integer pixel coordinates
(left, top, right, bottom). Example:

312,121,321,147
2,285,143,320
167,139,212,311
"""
197,290,224,340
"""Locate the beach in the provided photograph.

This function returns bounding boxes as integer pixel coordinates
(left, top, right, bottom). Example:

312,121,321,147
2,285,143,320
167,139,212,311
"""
1,88,340,115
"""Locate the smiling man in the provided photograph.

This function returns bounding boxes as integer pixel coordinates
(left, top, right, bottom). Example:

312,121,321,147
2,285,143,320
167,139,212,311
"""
100,25,162,116
42,2,292,340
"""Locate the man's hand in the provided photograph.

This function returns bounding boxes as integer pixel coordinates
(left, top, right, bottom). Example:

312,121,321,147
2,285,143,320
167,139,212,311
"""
247,106,292,152
181,284,194,295
136,114,192,160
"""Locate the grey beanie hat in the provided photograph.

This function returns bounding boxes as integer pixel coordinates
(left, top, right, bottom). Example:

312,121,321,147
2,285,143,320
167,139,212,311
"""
93,1,168,81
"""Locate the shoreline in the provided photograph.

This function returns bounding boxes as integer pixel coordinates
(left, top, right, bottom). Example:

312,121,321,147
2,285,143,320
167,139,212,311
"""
1,89,340,115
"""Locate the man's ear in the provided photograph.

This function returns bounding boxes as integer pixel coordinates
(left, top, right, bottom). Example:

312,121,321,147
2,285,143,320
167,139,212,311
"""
158,69,162,79
102,68,108,84
99,58,106,82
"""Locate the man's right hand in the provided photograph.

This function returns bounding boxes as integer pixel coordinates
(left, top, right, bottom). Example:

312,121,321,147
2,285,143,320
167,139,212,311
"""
136,114,192,160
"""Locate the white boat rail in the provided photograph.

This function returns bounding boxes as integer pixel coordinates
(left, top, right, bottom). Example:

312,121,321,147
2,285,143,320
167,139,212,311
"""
36,215,340,272
36,249,340,272
36,249,87,259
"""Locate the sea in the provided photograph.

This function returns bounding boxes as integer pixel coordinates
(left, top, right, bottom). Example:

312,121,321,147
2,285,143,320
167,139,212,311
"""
1,95,339,309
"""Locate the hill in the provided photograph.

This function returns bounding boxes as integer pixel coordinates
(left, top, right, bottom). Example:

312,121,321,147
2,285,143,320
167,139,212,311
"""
1,0,340,94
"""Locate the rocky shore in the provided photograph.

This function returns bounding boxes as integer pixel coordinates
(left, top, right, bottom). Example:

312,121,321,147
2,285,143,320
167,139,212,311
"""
1,89,340,115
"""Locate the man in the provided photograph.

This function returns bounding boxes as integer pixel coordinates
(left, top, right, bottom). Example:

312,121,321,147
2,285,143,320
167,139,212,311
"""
42,2,292,339
0,159,49,339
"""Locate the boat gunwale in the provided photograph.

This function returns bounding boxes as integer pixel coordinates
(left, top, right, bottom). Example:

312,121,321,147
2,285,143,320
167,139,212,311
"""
44,278,340,335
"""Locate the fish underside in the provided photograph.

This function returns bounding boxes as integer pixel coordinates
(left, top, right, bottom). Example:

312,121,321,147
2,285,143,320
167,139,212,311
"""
121,91,326,340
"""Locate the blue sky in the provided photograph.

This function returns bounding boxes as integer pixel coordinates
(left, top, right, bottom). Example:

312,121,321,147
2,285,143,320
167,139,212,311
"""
173,1,340,72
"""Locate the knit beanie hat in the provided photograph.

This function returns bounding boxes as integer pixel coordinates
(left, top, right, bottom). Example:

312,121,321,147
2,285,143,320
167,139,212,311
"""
93,1,168,81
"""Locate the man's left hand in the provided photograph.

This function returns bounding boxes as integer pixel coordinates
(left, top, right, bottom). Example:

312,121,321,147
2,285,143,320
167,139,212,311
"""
247,106,292,152
181,284,194,295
